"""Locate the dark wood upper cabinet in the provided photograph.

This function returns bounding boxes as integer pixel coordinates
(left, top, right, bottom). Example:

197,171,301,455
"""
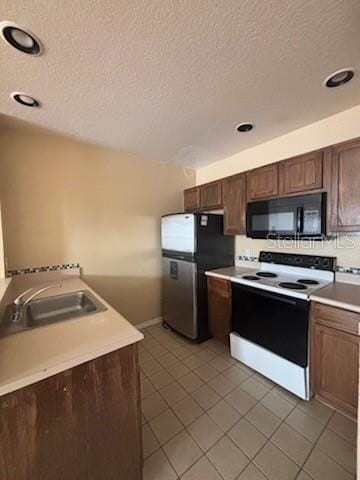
222,174,246,235
311,302,359,419
184,186,200,212
279,152,323,195
183,137,360,234
328,139,360,232
200,180,223,209
247,164,279,201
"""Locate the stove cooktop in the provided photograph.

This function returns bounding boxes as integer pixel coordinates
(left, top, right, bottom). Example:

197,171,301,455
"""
233,262,334,300
232,252,336,299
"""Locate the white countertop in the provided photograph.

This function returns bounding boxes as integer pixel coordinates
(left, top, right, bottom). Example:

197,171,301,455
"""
310,281,360,314
0,278,143,397
205,266,256,279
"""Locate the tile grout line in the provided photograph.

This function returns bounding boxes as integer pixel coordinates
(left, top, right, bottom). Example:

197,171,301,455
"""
148,342,327,461
141,327,356,479
293,409,335,480
141,329,250,479
298,408,358,478
243,387,299,479
182,373,281,478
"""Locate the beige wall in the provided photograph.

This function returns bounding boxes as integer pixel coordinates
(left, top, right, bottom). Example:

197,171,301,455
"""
197,104,360,183
197,104,360,268
0,125,195,324
0,203,4,278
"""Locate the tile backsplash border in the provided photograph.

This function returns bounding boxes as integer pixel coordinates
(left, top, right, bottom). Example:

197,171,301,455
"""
237,255,360,276
7,263,80,276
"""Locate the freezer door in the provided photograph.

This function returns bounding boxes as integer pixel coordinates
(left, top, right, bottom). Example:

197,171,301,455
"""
162,257,197,339
161,214,196,254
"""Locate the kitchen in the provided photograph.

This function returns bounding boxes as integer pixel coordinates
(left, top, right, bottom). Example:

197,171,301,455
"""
0,1,360,480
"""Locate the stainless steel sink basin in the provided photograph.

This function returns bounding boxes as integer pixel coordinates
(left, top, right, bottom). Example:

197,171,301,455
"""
0,290,107,338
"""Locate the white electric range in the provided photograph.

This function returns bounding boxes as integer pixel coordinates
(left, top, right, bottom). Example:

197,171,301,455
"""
230,251,336,400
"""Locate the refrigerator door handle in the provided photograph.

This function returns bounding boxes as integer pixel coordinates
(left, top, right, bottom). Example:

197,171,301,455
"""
169,261,178,280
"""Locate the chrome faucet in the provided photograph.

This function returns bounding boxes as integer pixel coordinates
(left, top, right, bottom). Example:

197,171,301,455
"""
12,284,62,322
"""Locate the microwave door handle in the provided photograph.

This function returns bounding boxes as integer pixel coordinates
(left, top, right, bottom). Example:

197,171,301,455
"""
296,207,304,234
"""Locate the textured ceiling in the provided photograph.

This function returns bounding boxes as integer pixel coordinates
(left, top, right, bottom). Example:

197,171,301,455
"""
0,0,359,167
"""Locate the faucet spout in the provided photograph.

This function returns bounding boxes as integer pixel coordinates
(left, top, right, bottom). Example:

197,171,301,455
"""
22,284,62,308
12,283,62,322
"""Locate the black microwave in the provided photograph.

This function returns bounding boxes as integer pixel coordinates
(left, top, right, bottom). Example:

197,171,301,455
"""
246,193,326,239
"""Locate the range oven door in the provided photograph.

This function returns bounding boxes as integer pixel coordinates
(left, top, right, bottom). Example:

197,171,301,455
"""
232,283,309,367
246,193,325,239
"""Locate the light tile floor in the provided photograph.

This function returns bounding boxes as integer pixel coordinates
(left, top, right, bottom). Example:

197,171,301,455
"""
140,324,357,480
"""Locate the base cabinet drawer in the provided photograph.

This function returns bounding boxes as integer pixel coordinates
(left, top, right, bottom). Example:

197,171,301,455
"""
311,303,359,419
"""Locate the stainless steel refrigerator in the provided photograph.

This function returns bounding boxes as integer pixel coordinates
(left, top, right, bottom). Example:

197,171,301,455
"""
161,213,234,342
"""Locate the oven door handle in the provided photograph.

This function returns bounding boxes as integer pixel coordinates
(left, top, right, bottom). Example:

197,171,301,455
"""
236,284,298,306
256,289,298,306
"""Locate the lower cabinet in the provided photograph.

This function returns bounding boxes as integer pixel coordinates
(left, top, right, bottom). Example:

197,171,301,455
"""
311,302,359,419
0,344,143,480
207,276,231,345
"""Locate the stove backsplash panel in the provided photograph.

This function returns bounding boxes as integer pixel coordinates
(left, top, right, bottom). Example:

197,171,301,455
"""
235,234,360,272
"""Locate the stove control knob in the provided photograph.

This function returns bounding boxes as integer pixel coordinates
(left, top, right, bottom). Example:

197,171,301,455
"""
295,256,301,264
322,258,330,268
266,253,272,262
314,257,321,267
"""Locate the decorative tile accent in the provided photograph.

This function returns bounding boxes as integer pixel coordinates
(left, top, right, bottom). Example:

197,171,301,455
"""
336,265,360,275
238,255,259,262
8,263,80,276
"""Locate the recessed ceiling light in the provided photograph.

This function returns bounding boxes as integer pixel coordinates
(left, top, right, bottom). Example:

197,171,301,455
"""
324,68,354,88
11,92,40,107
236,122,254,132
0,21,42,55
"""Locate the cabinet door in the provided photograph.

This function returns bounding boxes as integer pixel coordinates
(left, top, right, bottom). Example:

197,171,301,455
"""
184,187,200,212
0,345,142,480
223,174,246,235
279,152,323,195
200,181,222,209
207,276,231,345
247,164,279,201
328,139,360,232
311,322,359,419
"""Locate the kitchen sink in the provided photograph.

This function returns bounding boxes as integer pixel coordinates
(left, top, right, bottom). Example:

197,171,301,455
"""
0,290,107,338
